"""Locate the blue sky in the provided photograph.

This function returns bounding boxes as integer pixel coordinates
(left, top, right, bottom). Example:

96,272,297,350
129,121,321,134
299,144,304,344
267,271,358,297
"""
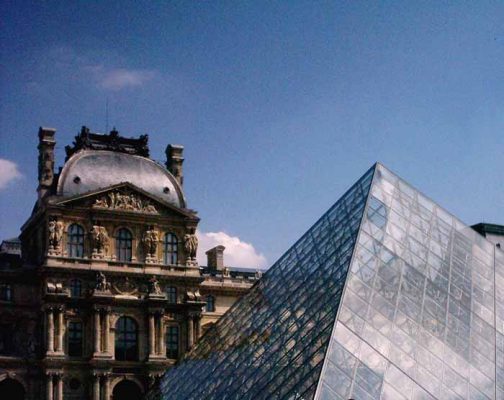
1,1,503,267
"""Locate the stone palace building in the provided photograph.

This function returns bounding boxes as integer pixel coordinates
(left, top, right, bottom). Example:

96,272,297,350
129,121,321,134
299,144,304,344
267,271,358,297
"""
0,127,261,400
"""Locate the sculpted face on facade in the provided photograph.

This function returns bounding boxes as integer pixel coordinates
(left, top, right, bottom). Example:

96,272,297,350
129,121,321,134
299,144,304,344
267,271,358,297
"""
0,126,259,400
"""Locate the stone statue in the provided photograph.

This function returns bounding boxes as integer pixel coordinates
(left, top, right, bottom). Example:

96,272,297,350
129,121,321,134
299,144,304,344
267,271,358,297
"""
48,219,64,253
90,225,109,256
95,271,111,292
149,276,162,295
108,191,116,208
184,230,198,261
142,227,159,260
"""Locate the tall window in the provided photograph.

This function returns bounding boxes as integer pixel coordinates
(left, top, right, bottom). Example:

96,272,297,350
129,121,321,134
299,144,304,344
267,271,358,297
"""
166,286,177,304
166,326,179,359
116,229,133,262
115,317,138,361
0,284,12,302
67,224,85,257
68,321,83,357
163,233,178,265
69,279,82,297
205,295,215,312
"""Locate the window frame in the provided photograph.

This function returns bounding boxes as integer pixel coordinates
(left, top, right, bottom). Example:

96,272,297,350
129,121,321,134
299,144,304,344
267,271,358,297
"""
205,295,215,312
166,286,177,304
67,320,83,357
115,316,138,361
163,232,178,265
67,223,85,258
0,284,12,302
116,228,133,262
69,279,82,298
166,325,179,359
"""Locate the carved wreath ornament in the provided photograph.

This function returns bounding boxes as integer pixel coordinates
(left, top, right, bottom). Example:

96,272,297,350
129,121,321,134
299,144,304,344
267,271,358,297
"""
93,190,158,214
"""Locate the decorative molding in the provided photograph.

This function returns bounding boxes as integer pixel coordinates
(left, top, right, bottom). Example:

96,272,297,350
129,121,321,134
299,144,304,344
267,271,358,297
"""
111,276,138,296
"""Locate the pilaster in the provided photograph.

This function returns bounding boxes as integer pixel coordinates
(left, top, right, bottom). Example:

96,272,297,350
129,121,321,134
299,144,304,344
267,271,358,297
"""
46,373,53,400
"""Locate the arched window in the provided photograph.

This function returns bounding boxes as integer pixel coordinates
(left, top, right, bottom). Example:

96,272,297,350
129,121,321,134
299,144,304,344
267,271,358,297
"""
69,279,82,297
68,321,83,357
67,224,85,257
116,229,133,262
166,286,177,304
205,295,215,312
115,316,138,361
163,233,178,265
166,325,179,359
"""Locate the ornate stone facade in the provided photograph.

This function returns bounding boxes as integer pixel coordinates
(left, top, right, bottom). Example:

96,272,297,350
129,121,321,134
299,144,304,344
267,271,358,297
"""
0,127,259,400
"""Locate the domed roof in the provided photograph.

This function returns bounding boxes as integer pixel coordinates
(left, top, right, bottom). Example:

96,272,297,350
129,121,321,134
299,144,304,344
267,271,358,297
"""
57,150,185,208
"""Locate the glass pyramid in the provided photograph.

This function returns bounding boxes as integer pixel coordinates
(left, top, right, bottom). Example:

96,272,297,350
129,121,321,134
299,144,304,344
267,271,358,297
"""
151,163,503,400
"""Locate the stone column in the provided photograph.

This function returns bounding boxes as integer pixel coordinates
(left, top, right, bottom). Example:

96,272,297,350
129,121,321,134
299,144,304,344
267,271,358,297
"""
149,313,156,357
47,307,54,353
195,314,202,339
56,307,64,353
55,374,63,400
159,318,166,356
187,314,194,349
103,309,110,353
94,309,101,354
92,374,100,400
155,315,161,355
103,373,110,400
46,373,53,400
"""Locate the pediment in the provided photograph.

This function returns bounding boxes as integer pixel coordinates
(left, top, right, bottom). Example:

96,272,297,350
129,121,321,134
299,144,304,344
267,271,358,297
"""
54,182,196,219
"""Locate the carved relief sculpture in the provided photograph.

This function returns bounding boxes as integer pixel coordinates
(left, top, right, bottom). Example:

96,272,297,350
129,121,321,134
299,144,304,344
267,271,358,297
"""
184,229,198,266
90,224,109,259
48,218,64,255
95,271,111,292
112,277,138,296
148,276,164,298
142,226,159,263
92,190,158,214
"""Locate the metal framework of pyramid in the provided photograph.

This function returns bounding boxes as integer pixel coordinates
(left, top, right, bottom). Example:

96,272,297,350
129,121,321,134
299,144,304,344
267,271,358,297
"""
151,163,503,400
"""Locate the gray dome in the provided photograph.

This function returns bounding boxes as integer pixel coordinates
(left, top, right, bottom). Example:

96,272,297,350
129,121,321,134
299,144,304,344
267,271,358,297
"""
57,150,185,208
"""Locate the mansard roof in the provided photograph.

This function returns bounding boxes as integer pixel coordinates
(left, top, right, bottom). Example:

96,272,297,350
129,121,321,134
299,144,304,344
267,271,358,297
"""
58,149,185,209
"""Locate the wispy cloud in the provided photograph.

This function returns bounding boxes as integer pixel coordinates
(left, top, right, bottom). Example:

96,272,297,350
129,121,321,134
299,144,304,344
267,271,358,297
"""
99,68,155,90
196,230,268,269
85,65,156,91
44,46,157,91
0,159,22,190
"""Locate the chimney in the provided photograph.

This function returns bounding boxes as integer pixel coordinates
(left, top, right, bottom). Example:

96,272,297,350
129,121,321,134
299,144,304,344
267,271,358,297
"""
165,144,184,186
206,245,225,270
37,127,57,201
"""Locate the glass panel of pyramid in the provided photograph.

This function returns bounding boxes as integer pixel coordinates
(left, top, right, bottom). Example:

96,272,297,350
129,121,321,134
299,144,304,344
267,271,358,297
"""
151,163,502,400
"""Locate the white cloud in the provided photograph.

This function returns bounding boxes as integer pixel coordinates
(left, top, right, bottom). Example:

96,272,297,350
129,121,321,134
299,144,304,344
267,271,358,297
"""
0,159,22,190
197,230,268,269
44,46,156,91
98,68,156,90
